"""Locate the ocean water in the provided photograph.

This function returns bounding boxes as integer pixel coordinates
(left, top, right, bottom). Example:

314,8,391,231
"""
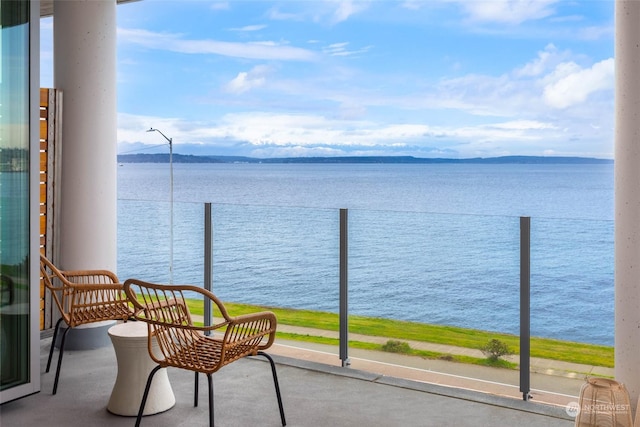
117,163,614,345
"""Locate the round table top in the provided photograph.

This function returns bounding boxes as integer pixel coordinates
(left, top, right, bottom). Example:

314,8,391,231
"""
108,321,148,338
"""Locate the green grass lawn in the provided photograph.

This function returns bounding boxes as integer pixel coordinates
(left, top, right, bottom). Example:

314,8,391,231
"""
186,299,613,369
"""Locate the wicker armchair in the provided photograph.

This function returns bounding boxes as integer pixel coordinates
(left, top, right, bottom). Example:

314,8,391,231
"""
123,278,286,427
40,254,134,394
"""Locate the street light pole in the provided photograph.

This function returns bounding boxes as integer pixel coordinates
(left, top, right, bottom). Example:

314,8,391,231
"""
147,128,173,284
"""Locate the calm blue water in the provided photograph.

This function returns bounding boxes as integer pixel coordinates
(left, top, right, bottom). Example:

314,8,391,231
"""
117,163,614,345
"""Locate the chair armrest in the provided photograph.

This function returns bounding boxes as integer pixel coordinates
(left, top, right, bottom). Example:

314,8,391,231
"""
223,311,277,352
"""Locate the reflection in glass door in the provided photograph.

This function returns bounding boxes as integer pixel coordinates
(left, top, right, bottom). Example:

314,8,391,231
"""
0,0,32,398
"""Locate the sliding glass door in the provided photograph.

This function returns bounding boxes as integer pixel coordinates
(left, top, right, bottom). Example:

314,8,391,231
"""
0,0,40,403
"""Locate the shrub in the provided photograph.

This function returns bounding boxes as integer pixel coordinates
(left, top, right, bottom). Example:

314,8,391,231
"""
480,339,512,361
382,340,411,354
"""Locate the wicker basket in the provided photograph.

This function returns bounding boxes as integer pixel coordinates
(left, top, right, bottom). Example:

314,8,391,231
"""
575,377,633,427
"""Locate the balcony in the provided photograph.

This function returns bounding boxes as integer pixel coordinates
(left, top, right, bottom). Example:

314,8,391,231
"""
0,335,573,426
115,199,613,401
9,197,612,424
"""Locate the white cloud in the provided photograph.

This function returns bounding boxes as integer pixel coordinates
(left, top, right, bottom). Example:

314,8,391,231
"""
210,1,229,11
225,65,272,94
515,44,564,77
265,1,370,25
118,28,318,61
229,25,267,32
455,0,559,25
436,73,526,117
225,72,263,94
400,1,424,11
451,120,555,142
330,0,371,23
119,111,558,156
427,45,613,130
489,120,555,131
578,25,614,41
322,42,373,57
251,145,347,158
543,58,614,109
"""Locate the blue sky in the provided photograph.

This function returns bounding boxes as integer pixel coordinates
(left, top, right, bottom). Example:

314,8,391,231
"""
40,0,615,159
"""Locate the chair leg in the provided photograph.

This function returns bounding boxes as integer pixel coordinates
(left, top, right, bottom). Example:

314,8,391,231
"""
46,318,64,373
257,351,287,426
52,326,71,395
194,371,199,407
134,365,162,427
207,374,214,427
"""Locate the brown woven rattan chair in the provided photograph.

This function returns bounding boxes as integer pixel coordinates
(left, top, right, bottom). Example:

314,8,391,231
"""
123,278,286,427
40,254,134,394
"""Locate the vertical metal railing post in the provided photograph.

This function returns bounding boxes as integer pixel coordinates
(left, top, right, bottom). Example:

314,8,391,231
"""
520,216,531,401
339,208,350,367
204,203,213,335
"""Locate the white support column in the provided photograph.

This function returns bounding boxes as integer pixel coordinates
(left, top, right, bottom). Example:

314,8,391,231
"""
53,0,118,272
615,0,640,406
52,0,118,349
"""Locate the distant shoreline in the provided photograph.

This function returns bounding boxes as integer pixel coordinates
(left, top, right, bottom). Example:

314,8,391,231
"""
117,153,613,165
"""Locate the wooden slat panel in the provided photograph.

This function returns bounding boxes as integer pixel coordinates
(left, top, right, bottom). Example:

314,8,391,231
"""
40,87,57,331
40,151,48,173
41,88,47,331
40,88,49,106
40,88,51,331
39,294,45,330
40,120,48,140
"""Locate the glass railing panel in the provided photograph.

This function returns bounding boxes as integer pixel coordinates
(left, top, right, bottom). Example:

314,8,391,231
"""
118,199,205,285
119,201,342,355
530,217,614,401
349,210,522,390
209,204,339,312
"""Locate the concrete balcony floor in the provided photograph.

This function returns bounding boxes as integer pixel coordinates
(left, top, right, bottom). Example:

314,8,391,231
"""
1,336,574,426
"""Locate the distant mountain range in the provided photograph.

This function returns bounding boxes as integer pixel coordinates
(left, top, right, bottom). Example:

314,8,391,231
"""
117,153,613,165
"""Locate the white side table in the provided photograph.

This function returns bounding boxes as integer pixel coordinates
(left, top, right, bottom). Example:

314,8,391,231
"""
107,322,175,416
